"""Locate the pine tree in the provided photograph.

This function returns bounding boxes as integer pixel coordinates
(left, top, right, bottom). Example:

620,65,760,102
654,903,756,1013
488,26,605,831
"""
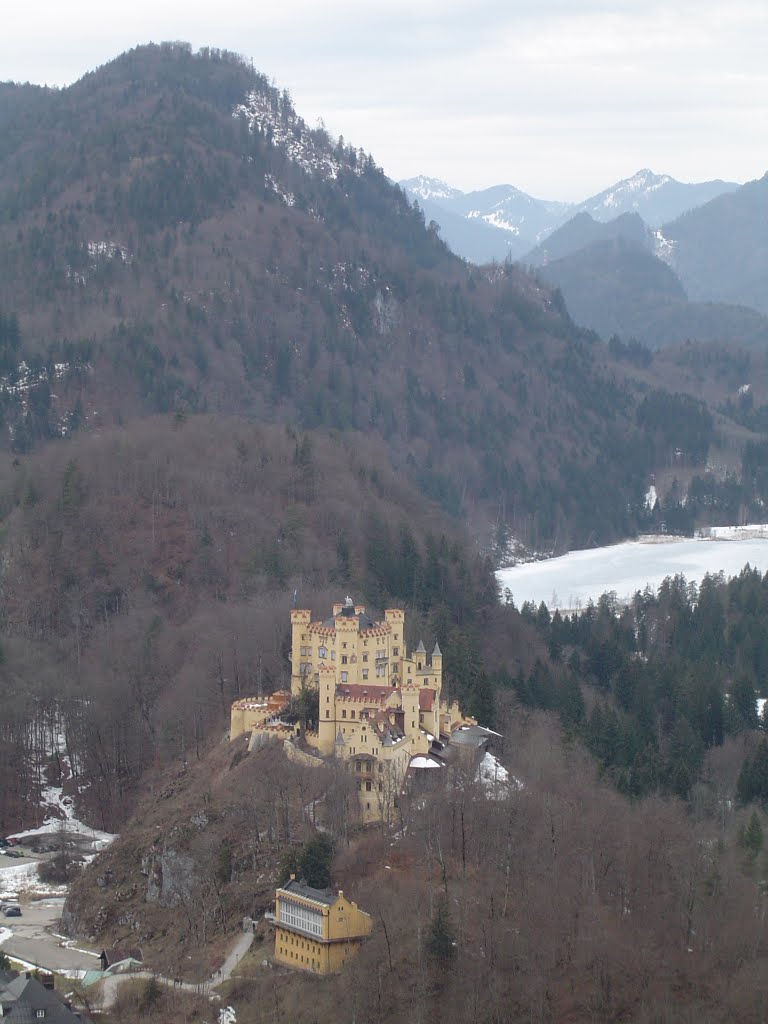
737,739,768,806
426,896,456,964
739,810,764,859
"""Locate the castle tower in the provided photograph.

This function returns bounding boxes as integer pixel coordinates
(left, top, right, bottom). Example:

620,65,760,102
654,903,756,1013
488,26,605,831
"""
384,608,405,681
431,641,443,698
317,665,337,756
290,609,312,697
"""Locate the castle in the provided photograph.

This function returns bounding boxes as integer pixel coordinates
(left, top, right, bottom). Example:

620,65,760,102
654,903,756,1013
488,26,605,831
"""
231,598,474,823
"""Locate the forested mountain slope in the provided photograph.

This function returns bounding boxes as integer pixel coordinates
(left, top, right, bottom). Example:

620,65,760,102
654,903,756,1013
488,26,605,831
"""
0,415,498,831
661,171,768,315
0,41,689,551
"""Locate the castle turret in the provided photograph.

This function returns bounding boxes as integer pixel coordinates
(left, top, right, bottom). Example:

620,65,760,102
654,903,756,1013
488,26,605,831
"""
290,609,312,697
431,641,443,697
317,665,337,756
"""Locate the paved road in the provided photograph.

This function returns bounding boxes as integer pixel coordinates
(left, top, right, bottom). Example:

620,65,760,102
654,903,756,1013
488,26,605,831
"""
0,897,99,973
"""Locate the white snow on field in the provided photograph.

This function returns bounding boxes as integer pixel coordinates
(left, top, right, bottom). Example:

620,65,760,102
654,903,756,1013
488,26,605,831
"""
498,528,768,612
645,485,658,510
0,927,12,946
0,861,67,896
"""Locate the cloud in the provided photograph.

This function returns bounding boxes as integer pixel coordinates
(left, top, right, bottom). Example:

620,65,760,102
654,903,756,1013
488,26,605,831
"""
1,0,766,198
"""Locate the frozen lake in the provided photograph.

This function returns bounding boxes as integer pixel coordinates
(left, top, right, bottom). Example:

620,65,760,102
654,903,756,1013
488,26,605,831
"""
496,527,768,611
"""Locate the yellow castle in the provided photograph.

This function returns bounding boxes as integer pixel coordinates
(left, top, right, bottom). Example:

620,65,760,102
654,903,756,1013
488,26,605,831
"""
231,598,472,823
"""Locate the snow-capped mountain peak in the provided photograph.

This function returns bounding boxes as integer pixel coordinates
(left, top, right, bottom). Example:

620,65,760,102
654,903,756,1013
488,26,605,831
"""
399,175,462,202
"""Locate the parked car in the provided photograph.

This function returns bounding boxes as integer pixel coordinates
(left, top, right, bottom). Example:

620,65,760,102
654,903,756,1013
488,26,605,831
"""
5,838,19,846
3,905,21,917
3,849,23,858
0,838,8,848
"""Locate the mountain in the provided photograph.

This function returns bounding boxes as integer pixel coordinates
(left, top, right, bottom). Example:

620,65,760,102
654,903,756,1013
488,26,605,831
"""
525,211,650,267
399,177,570,258
399,170,738,265
448,184,571,243
0,41,678,554
398,184,528,263
658,171,768,315
398,175,462,203
573,168,739,227
538,236,768,350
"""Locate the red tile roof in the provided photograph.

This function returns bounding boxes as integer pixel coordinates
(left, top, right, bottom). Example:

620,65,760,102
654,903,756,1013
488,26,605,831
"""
419,688,436,711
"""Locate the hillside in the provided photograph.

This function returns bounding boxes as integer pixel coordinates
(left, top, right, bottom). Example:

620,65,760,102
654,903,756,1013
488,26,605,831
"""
0,41,685,552
0,412,509,833
524,210,651,267
538,237,768,350
660,171,768,315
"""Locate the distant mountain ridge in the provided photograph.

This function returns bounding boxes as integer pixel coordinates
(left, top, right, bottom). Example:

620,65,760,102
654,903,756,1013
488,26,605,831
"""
399,169,739,264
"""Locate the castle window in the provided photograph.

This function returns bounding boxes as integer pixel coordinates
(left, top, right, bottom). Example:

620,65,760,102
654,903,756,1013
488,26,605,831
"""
341,671,348,683
326,711,330,718
331,651,336,660
342,642,347,649
342,709,347,719
393,647,399,656
350,709,355,719
365,761,371,772
341,655,348,665
356,761,361,771
319,645,327,659
366,780,372,791
363,654,368,662
378,763,383,772
350,655,357,663
362,669,368,679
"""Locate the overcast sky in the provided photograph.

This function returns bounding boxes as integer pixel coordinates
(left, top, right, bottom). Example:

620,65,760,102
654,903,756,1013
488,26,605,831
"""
3,0,767,200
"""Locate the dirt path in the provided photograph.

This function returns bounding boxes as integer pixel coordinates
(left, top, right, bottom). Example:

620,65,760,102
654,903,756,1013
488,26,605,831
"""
99,929,255,1009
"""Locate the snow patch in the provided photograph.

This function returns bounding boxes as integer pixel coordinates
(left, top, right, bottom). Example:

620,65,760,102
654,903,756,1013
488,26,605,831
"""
410,755,442,769
0,861,67,896
87,241,132,265
8,727,116,853
645,485,658,511
218,1007,237,1024
235,92,366,183
653,229,677,267
478,752,521,798
400,176,461,202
